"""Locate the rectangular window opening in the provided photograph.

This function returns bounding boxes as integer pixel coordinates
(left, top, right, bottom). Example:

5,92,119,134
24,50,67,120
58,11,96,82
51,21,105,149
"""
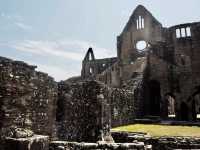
186,27,191,37
181,28,186,37
142,18,144,29
139,16,142,29
176,29,181,38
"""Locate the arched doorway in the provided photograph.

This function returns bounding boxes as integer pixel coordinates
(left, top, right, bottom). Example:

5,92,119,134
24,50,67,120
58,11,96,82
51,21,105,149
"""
165,94,176,118
180,102,189,121
192,87,200,121
148,80,161,116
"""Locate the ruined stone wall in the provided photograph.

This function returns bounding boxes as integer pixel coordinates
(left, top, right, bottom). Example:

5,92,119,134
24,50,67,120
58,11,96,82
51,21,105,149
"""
112,131,200,150
0,56,58,137
96,62,121,87
140,22,200,120
56,80,112,142
110,88,135,127
80,6,200,122
117,5,164,65
81,48,117,79
50,141,149,150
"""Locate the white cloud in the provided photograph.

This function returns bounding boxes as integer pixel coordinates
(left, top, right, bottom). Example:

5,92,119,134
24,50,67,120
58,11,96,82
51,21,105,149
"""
12,39,116,61
4,39,116,81
14,22,32,31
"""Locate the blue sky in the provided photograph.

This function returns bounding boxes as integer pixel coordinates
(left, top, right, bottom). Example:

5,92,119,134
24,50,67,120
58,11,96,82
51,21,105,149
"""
0,0,199,81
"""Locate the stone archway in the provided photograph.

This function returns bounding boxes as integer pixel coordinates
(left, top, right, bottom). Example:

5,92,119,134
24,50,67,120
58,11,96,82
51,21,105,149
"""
165,94,176,118
192,86,200,121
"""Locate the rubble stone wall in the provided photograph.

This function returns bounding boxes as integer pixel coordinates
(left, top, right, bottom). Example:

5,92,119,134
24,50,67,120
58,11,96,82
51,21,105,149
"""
112,131,200,150
0,56,58,137
50,141,149,150
110,88,135,127
56,80,111,142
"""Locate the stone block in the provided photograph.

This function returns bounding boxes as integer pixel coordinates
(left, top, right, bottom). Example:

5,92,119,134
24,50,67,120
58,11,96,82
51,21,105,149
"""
4,135,49,150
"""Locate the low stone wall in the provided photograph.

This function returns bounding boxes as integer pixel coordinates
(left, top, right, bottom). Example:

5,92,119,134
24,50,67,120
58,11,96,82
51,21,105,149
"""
56,80,112,142
112,131,200,150
146,137,200,150
50,141,150,150
0,56,58,137
4,135,49,150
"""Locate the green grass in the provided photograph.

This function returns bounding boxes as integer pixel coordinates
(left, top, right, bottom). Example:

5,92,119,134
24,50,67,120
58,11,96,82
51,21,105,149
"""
112,124,200,137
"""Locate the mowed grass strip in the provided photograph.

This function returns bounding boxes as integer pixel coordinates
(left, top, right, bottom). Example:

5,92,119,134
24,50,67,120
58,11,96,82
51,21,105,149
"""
112,124,200,137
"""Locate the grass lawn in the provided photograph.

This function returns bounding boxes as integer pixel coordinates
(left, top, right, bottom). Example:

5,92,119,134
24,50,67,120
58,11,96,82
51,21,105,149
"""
112,124,200,137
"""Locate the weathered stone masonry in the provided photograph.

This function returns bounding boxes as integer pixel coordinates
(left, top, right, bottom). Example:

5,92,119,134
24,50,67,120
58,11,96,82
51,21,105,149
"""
0,4,200,150
0,56,57,138
81,5,200,122
56,80,112,142
0,56,146,150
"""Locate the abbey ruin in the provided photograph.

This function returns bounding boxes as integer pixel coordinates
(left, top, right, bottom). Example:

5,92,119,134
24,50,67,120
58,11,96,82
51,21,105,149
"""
0,5,200,150
82,5,200,122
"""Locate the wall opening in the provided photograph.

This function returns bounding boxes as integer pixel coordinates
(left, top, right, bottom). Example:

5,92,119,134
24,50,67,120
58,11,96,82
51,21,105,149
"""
181,28,186,37
193,89,200,120
176,27,191,38
136,40,147,52
89,67,93,74
166,94,176,118
136,19,139,29
136,16,144,29
180,102,189,121
113,107,118,119
148,80,161,116
176,29,181,38
142,18,144,28
186,27,191,37
89,53,92,61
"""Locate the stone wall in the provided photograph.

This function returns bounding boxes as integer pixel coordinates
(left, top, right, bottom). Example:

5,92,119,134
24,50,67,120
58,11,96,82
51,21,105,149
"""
56,80,112,142
80,5,200,122
112,131,200,150
0,56,58,137
50,141,150,150
4,135,49,150
81,48,117,80
110,88,135,127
